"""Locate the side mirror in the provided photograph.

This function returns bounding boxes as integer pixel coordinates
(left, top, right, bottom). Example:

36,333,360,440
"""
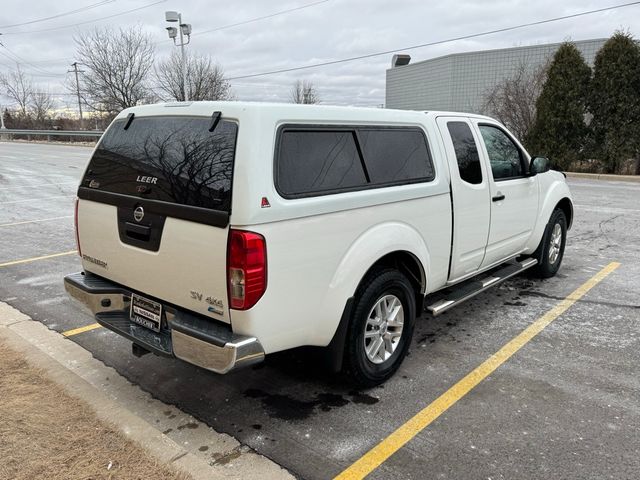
529,156,550,175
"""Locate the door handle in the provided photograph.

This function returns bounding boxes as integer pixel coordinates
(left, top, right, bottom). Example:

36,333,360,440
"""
492,193,505,202
125,222,151,241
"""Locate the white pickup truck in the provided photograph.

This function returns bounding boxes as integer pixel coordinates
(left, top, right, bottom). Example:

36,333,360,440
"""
65,102,573,386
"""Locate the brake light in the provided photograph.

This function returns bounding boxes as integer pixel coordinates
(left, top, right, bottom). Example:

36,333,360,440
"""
74,197,81,257
227,229,267,310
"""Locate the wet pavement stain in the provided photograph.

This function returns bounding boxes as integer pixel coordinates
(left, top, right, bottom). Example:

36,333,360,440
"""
211,447,243,466
177,422,199,430
416,333,436,344
244,389,318,420
244,389,358,420
520,289,557,300
348,391,379,405
316,393,349,412
520,289,637,310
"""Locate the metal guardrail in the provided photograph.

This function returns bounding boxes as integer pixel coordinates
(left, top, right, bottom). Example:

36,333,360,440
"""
0,128,104,141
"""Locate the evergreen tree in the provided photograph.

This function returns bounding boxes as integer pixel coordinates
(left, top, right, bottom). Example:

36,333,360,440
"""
589,31,640,174
527,42,591,171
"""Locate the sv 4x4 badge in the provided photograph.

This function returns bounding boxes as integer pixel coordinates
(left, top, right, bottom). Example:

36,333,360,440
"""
190,290,224,315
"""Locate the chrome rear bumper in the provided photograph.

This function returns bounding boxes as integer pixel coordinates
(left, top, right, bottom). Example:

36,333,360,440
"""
64,272,264,374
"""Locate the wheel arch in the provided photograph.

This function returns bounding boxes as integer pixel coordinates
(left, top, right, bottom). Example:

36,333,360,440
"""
525,176,574,254
359,250,426,311
323,251,426,373
325,221,430,315
556,197,574,230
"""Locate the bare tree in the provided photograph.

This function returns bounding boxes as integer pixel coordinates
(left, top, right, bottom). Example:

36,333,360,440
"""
0,65,33,117
73,26,154,114
290,79,320,104
30,90,55,123
154,51,233,102
481,61,548,142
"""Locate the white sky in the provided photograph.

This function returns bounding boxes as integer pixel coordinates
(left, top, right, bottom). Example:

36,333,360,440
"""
0,0,639,111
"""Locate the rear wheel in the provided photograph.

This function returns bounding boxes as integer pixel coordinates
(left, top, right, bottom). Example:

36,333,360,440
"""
343,269,416,387
532,208,567,278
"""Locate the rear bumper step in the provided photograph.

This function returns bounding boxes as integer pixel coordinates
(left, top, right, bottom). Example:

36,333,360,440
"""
427,257,538,316
63,272,264,374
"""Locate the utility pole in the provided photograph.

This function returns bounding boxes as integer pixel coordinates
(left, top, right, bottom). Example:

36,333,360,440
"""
68,62,84,128
0,104,5,142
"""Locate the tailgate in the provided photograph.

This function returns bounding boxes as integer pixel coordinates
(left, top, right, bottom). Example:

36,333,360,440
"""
76,114,237,323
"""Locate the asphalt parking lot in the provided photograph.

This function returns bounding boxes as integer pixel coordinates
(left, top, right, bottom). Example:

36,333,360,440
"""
1,141,639,480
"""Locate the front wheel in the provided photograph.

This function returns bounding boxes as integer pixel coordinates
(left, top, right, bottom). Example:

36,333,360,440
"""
343,269,416,387
532,208,567,278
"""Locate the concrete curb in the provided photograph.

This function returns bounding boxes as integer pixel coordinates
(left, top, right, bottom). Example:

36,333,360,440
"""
0,302,293,480
565,172,640,183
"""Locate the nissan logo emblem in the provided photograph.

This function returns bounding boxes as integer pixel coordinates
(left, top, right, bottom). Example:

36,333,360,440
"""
133,206,145,222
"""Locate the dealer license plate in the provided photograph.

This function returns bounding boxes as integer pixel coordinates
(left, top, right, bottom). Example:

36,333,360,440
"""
130,293,162,332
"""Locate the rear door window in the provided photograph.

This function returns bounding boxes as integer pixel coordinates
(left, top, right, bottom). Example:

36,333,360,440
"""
83,116,237,212
447,121,483,184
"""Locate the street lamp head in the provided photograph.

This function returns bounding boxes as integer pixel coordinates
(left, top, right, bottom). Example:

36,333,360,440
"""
165,10,180,22
166,26,177,39
180,23,192,36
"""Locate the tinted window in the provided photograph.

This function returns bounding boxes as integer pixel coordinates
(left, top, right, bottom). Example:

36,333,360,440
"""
447,122,482,184
276,130,367,196
276,127,435,198
479,125,524,180
358,129,434,184
83,116,237,212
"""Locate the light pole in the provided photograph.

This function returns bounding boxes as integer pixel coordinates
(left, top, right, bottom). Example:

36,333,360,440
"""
68,62,84,128
165,11,192,101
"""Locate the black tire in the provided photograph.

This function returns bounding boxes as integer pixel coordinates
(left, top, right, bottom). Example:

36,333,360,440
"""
343,268,416,387
531,208,567,278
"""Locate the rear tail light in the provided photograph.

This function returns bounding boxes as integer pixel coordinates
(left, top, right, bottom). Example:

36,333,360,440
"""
74,197,81,257
227,229,267,310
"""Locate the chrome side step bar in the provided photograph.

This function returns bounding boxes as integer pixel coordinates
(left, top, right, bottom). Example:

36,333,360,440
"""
426,258,538,316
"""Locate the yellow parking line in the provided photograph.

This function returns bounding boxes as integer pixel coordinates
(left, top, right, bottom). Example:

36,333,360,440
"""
0,250,77,268
335,261,621,480
62,323,102,337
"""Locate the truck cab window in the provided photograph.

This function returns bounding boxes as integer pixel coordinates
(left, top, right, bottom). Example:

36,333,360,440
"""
276,130,367,197
447,121,482,184
358,128,434,184
479,125,524,180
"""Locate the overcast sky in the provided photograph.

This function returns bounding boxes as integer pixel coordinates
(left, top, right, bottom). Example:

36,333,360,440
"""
0,0,639,112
